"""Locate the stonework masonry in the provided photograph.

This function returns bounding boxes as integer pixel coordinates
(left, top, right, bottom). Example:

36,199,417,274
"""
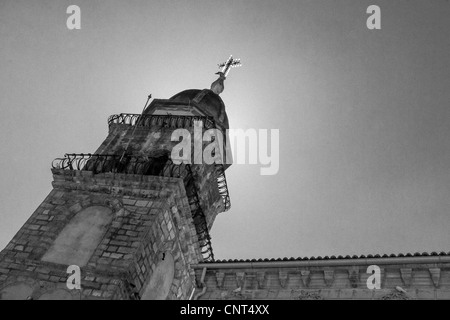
97,123,226,227
0,169,201,299
192,256,450,300
0,88,233,300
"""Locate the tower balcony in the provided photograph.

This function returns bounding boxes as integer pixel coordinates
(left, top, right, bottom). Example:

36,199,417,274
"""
51,153,230,212
51,153,231,262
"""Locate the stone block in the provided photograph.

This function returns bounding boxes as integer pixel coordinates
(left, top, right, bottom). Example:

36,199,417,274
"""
436,290,450,300
416,288,435,299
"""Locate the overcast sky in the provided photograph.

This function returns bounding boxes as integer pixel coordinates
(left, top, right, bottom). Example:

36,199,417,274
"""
1,0,449,260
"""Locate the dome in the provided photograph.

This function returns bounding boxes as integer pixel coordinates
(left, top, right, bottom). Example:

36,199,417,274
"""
169,89,223,107
144,89,229,129
169,89,203,101
169,89,229,128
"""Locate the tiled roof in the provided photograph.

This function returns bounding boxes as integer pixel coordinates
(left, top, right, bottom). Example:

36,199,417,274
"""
206,251,450,264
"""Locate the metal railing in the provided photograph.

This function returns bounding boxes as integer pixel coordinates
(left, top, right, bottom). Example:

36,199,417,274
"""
108,113,216,130
52,153,188,178
216,165,231,212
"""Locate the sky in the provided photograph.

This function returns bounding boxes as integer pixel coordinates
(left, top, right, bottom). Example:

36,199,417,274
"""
0,0,449,260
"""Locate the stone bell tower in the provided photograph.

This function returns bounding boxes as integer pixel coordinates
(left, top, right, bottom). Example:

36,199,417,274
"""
0,69,234,299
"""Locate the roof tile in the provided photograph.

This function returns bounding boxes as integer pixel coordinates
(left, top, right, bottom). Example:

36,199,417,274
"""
205,251,449,264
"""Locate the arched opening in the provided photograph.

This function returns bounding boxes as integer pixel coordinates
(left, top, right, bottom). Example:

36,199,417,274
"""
140,252,175,300
41,205,113,266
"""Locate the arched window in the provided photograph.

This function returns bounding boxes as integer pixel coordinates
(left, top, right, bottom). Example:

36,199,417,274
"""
42,206,113,266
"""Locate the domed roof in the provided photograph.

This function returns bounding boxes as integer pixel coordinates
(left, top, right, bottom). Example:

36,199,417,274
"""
169,89,202,101
170,89,229,128
169,89,223,105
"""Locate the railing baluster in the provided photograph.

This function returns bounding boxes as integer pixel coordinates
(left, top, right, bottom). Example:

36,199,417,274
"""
107,113,217,131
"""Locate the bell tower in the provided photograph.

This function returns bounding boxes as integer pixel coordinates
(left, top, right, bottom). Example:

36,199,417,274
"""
0,68,235,300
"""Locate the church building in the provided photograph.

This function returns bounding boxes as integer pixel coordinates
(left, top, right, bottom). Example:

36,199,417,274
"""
0,60,449,300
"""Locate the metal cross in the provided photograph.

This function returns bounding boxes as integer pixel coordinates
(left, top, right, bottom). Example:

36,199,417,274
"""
218,55,242,76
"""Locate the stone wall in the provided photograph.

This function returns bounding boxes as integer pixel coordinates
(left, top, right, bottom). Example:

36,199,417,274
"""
193,257,450,300
96,123,227,227
0,169,202,300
